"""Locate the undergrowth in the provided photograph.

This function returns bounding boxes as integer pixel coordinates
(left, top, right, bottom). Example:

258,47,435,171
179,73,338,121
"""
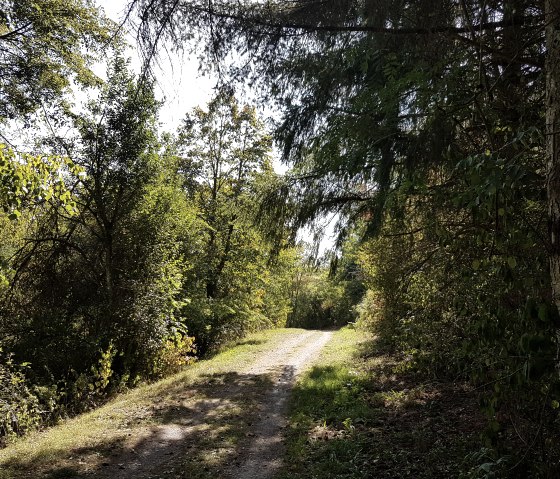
280,326,483,478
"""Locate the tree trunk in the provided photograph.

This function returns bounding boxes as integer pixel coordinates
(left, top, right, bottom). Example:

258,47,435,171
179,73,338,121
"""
546,0,560,318
104,227,114,314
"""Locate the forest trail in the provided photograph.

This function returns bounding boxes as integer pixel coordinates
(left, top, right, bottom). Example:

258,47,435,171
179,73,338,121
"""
0,329,333,479
94,329,332,479
228,330,333,479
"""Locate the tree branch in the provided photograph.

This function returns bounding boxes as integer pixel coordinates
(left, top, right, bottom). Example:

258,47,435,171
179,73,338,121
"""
190,4,541,36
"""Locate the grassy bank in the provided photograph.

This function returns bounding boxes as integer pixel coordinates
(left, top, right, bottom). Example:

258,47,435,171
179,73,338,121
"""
0,328,305,479
280,326,484,479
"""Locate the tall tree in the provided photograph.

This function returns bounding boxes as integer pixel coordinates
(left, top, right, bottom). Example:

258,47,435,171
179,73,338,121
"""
546,0,560,328
1,57,190,386
131,0,552,314
177,91,272,300
132,0,543,229
175,92,298,351
74,56,160,319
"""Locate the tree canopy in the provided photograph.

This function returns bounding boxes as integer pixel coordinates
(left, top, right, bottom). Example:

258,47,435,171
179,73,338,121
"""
133,0,544,230
0,0,114,125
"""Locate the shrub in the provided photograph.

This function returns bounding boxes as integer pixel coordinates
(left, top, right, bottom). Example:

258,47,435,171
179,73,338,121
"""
0,351,41,442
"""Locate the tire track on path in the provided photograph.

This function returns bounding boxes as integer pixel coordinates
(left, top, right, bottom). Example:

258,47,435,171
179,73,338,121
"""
90,329,333,479
229,330,333,479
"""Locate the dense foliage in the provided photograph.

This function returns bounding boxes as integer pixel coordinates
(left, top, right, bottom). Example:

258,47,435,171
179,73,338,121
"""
174,92,297,351
288,242,364,330
132,0,560,476
0,75,303,442
3,0,560,476
0,1,303,440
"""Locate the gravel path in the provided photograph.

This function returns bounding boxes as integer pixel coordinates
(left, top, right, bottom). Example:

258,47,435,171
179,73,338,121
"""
87,329,333,479
230,330,333,479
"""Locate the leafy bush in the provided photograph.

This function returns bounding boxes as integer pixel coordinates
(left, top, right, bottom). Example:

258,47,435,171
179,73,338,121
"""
150,333,196,378
289,268,362,329
0,351,41,442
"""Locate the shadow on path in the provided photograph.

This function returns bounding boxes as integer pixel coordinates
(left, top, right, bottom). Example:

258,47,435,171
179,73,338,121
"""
4,370,278,479
2,329,334,479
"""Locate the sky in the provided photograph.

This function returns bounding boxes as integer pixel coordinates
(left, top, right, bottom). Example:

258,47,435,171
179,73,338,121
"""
96,0,215,129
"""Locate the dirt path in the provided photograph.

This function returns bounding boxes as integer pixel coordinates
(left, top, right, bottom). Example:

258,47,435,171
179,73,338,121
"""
87,329,332,479
230,330,333,479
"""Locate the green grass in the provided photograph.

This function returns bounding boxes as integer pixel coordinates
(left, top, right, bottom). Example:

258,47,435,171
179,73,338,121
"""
0,328,307,479
279,326,482,479
279,326,375,479
1,326,483,479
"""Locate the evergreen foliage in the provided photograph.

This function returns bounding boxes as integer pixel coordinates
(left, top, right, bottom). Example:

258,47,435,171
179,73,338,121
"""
132,0,560,475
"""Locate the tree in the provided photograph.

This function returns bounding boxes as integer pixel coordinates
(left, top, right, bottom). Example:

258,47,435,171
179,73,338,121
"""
130,0,543,235
176,92,295,350
0,0,114,288
178,91,272,299
66,56,196,378
546,0,560,326
1,57,194,394
0,0,113,126
74,56,160,318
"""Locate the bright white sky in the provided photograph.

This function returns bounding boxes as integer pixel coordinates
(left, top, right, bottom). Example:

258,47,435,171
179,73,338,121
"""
96,0,215,129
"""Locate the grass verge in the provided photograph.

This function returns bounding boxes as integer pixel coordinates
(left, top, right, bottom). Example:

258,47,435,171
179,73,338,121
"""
0,328,306,479
279,326,484,479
